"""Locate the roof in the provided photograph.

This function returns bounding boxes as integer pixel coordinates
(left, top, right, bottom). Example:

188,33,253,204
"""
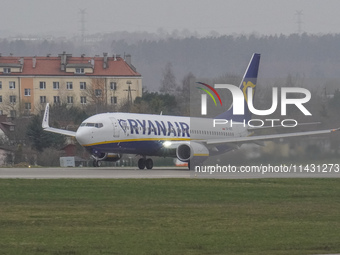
0,63,22,68
1,122,15,126
0,54,141,77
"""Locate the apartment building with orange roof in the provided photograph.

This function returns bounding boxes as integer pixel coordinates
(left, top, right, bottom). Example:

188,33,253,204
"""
0,52,142,117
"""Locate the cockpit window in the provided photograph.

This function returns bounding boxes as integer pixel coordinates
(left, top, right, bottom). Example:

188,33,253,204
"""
80,122,103,128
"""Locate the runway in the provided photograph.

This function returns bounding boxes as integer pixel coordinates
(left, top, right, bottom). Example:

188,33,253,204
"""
0,166,340,179
0,167,190,179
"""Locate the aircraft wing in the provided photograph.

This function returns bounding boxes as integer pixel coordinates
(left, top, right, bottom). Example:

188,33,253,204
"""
247,122,321,131
43,127,76,137
206,128,339,145
42,103,76,137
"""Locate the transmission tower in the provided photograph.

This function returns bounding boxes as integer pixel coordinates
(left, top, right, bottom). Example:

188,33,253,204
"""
295,10,303,34
124,81,136,106
79,9,87,44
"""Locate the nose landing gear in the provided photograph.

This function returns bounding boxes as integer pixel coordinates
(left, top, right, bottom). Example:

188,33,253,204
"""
93,160,101,167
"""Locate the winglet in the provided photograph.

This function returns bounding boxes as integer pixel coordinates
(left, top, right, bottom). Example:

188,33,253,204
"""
42,103,50,129
41,103,76,137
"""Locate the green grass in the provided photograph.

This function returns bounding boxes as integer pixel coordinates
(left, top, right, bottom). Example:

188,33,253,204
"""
0,179,339,255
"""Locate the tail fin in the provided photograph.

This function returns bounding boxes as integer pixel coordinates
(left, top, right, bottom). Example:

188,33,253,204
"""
215,53,261,122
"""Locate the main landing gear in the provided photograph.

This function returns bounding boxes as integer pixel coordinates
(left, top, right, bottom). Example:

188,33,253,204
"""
138,158,153,170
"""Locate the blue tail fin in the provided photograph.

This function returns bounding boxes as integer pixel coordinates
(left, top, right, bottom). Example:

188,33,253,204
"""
215,53,261,122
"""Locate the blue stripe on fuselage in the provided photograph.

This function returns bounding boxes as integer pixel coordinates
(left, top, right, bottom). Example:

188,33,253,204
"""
85,140,165,156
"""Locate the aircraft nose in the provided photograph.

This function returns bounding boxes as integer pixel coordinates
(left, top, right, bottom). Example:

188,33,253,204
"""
76,127,91,145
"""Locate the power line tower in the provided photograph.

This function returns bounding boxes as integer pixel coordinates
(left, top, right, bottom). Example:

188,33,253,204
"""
124,81,136,106
295,10,303,34
79,9,87,44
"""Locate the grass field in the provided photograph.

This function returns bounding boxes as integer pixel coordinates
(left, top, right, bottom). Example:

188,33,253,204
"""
0,178,339,255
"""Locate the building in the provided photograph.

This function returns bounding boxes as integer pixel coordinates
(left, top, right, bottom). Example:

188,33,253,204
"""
0,52,142,116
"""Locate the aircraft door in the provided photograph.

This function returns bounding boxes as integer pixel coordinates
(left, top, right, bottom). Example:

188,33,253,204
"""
110,117,120,138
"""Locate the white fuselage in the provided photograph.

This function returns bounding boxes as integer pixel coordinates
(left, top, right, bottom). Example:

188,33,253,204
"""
75,112,249,157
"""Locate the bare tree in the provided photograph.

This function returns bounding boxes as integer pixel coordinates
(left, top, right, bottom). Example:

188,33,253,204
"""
81,78,108,114
178,72,195,116
160,62,177,95
0,92,19,118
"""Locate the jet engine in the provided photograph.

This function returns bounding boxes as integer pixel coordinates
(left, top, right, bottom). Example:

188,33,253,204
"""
92,152,122,162
176,142,209,162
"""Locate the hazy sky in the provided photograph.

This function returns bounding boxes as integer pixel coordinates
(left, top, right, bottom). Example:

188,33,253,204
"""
1,0,339,37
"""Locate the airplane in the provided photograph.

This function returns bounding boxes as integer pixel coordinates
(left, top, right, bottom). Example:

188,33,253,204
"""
42,53,339,169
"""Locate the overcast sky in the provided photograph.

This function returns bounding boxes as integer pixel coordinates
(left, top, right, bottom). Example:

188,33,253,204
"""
1,0,339,37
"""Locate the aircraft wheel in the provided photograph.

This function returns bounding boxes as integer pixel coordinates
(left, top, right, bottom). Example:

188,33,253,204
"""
138,158,146,170
145,158,153,169
93,160,101,167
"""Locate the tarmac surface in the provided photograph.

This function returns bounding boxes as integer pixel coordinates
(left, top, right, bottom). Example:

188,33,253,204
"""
0,166,340,179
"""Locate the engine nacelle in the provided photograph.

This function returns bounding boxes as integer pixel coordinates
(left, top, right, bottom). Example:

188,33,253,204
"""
176,142,209,162
105,153,122,162
92,152,122,162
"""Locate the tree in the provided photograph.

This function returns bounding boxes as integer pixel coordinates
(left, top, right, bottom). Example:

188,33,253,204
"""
160,62,177,94
82,78,108,114
26,115,65,152
329,89,340,111
0,92,19,117
49,103,88,127
133,91,180,115
177,72,196,116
